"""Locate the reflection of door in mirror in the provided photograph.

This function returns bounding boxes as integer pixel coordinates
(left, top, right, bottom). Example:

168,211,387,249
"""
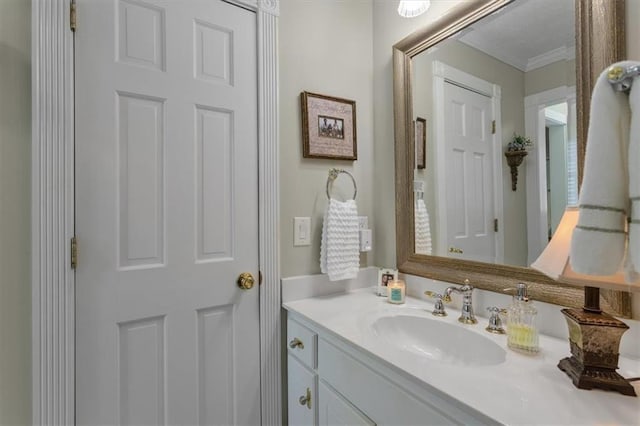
524,88,577,263
441,82,496,263
411,0,575,268
414,59,503,263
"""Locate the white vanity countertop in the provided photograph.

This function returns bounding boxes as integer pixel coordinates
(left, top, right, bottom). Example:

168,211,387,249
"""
283,288,640,426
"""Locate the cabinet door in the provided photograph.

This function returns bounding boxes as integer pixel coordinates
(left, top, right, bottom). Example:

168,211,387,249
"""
288,355,317,425
319,381,376,426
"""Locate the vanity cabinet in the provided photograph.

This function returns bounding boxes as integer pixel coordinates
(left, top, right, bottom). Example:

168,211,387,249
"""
286,313,494,426
287,316,375,426
318,381,375,426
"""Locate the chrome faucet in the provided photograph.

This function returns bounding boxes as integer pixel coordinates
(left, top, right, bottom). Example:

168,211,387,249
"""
444,279,477,324
423,291,448,317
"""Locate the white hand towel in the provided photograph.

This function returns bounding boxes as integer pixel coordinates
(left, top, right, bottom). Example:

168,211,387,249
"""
415,198,432,255
320,199,360,281
570,61,636,276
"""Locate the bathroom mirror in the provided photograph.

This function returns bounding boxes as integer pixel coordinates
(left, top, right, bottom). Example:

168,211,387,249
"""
410,0,576,267
393,0,631,316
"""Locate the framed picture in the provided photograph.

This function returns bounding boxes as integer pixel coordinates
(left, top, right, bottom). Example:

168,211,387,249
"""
301,91,357,160
377,268,398,297
415,117,426,169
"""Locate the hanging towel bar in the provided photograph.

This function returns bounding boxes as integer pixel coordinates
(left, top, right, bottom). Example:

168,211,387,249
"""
326,168,357,200
608,64,640,93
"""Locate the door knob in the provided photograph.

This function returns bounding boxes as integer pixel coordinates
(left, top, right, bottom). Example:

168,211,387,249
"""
237,272,255,290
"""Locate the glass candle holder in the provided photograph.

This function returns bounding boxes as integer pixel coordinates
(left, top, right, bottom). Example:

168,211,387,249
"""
387,279,406,304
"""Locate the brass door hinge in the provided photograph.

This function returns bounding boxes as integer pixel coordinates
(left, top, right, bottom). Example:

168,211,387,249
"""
71,237,78,270
491,120,496,134
70,1,77,32
494,218,499,233
259,270,263,285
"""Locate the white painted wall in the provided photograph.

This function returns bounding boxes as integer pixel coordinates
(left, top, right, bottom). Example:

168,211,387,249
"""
371,0,453,269
525,59,576,96
0,0,31,424
279,0,375,277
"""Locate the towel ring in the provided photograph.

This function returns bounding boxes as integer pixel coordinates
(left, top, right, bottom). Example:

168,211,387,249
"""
326,168,357,200
607,64,640,93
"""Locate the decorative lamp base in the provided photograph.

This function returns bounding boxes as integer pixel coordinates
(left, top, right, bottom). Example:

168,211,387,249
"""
558,308,636,396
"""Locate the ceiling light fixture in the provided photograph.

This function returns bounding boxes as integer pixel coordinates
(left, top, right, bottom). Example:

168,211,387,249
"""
397,1,431,18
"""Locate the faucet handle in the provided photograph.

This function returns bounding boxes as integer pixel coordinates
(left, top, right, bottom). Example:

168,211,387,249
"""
424,291,448,317
426,290,452,303
424,291,451,302
485,306,506,334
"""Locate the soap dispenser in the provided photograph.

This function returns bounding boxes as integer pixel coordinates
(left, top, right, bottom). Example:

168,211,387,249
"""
506,283,539,354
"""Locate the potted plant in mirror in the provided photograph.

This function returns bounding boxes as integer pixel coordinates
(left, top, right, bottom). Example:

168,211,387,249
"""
505,134,532,191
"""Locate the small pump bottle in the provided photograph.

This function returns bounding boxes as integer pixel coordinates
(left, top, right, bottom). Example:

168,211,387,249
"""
506,283,539,353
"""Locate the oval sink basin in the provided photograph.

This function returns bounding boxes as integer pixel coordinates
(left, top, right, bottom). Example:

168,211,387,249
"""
372,315,506,366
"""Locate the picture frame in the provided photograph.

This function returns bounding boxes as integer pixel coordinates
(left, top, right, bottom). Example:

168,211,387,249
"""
301,91,357,160
415,117,426,169
377,268,399,297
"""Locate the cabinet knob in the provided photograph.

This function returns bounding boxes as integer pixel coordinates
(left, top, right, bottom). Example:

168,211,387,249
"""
298,387,312,409
289,337,304,349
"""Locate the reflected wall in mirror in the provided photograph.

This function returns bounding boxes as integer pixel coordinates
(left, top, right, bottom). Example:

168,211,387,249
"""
394,0,631,316
410,0,577,266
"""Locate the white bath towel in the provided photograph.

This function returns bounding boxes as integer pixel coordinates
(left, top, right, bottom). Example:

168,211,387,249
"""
415,198,432,255
627,68,640,279
570,61,638,278
320,199,360,281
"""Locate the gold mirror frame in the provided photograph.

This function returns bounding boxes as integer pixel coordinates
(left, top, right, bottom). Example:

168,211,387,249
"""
393,0,631,317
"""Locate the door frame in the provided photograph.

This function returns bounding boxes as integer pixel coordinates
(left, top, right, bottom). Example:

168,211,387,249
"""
432,60,504,263
524,85,576,264
31,0,282,424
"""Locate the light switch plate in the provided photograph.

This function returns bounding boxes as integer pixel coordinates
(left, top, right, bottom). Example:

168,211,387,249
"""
359,229,372,252
293,217,311,246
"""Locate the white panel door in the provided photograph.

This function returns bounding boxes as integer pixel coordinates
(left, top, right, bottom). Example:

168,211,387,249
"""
75,1,260,425
443,82,496,263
